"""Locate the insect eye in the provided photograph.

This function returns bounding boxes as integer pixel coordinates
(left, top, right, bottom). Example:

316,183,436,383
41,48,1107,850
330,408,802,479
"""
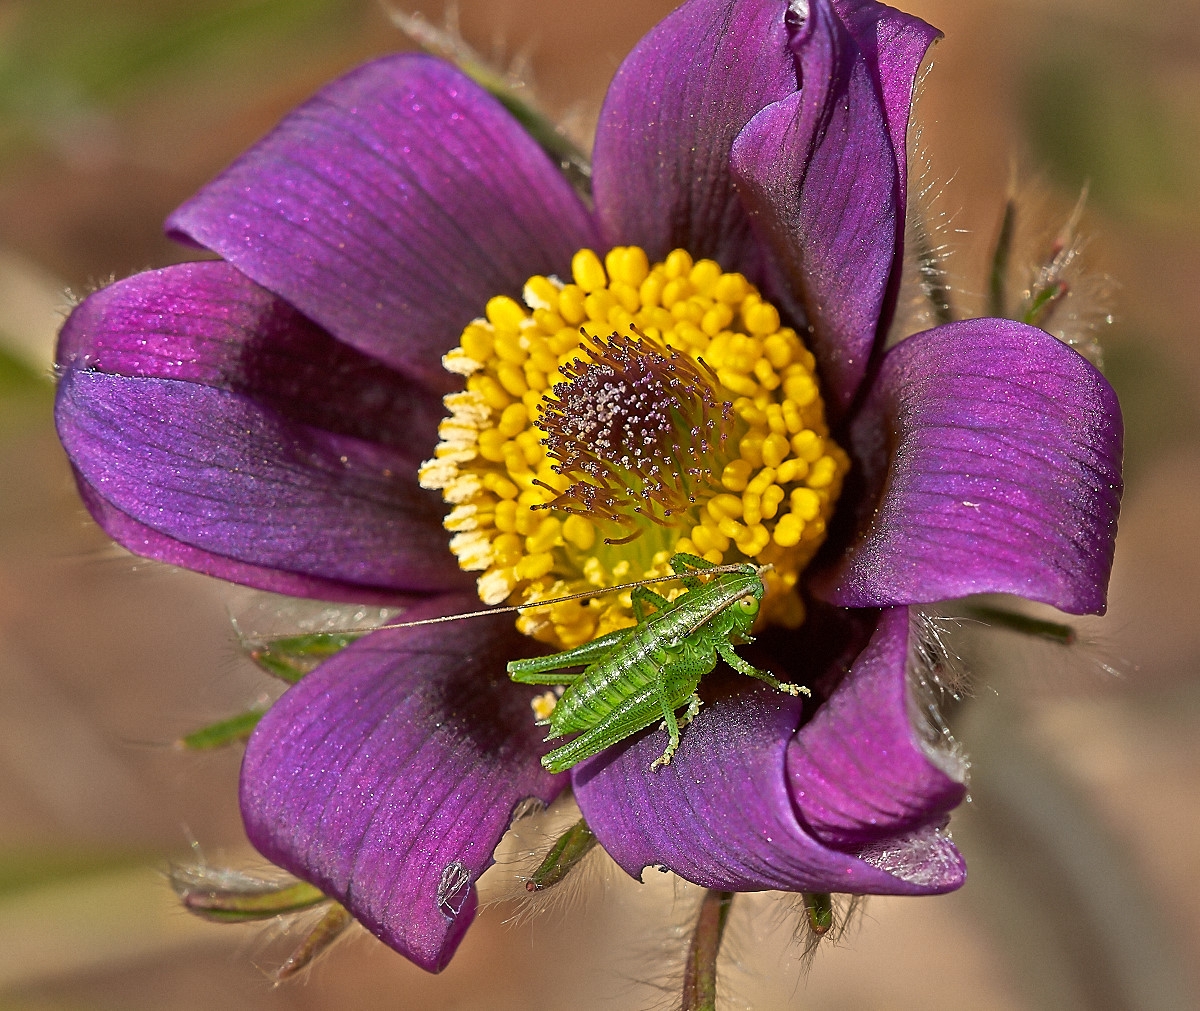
737,595,759,614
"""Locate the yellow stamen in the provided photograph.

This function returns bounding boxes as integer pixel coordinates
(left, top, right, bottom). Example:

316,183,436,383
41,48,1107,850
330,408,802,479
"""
418,247,850,649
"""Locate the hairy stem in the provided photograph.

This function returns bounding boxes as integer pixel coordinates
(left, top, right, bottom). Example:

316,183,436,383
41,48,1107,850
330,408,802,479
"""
681,889,734,1011
527,817,596,891
275,902,353,981
963,603,1077,645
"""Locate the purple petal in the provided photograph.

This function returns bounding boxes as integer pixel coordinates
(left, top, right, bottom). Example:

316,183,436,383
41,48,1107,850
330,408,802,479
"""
56,370,469,595
787,607,967,848
591,0,796,274
240,595,563,971
821,319,1123,614
829,0,941,212
572,666,964,896
57,261,445,454
730,0,937,413
72,478,420,604
167,55,599,391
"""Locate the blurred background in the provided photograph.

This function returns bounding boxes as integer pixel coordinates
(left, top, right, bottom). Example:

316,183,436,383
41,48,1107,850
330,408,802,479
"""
1,1,1198,1008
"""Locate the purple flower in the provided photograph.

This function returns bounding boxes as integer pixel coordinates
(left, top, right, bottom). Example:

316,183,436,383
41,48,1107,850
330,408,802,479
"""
54,0,1122,974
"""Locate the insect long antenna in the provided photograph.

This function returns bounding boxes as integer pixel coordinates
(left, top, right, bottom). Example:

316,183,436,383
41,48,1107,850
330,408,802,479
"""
311,562,773,634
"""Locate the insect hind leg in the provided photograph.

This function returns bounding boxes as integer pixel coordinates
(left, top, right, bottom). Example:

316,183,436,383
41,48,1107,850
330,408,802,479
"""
631,585,671,622
669,552,713,589
716,640,810,697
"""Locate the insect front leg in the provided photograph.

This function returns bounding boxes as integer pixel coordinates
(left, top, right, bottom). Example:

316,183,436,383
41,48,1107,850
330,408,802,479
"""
716,640,810,697
649,682,684,772
507,627,628,683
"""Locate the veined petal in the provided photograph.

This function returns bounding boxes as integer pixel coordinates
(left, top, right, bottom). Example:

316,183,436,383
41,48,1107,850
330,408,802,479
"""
731,0,937,413
167,55,599,392
240,596,564,971
73,478,427,604
56,371,468,595
592,0,796,275
821,319,1123,614
57,261,445,454
830,0,942,213
572,668,964,896
787,607,967,848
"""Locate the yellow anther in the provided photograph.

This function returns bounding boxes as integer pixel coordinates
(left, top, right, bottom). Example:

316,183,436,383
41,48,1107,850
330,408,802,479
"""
460,323,494,362
761,484,785,519
717,369,759,397
523,275,561,311
776,458,808,484
792,430,825,462
494,499,518,532
807,456,838,489
701,303,734,336
754,356,781,390
525,516,562,554
584,289,618,322
773,513,804,548
746,467,777,496
482,473,520,500
606,246,650,288
782,399,804,434
516,551,555,581
558,285,587,325
477,427,508,462
739,431,766,468
562,514,596,550
639,272,666,308
744,301,781,335
761,432,790,469
664,248,693,278
762,332,793,370
572,248,608,292
713,272,749,304
721,459,753,492
661,277,691,309
689,259,721,294
742,492,762,527
472,375,512,411
791,487,821,521
496,362,528,398
784,371,818,406
493,329,528,364
531,691,558,721
491,533,524,567
486,295,526,330
718,516,747,541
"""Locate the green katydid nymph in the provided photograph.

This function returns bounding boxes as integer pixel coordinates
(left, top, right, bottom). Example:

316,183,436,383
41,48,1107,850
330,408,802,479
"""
309,553,809,774
507,553,809,773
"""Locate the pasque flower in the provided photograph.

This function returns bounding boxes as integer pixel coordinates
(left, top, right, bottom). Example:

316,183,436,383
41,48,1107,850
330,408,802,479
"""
54,0,1122,973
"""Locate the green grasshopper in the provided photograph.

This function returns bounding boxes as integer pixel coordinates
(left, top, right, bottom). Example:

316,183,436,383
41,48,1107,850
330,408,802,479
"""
274,553,809,774
508,553,809,774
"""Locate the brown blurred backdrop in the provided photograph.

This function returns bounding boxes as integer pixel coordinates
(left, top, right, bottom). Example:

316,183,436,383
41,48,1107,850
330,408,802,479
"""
1,1,1198,1008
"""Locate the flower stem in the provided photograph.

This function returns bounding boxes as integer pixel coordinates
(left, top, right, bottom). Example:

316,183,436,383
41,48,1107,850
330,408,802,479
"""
988,196,1017,318
802,892,834,937
274,902,353,981
962,603,1077,645
681,889,734,1011
526,817,596,891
